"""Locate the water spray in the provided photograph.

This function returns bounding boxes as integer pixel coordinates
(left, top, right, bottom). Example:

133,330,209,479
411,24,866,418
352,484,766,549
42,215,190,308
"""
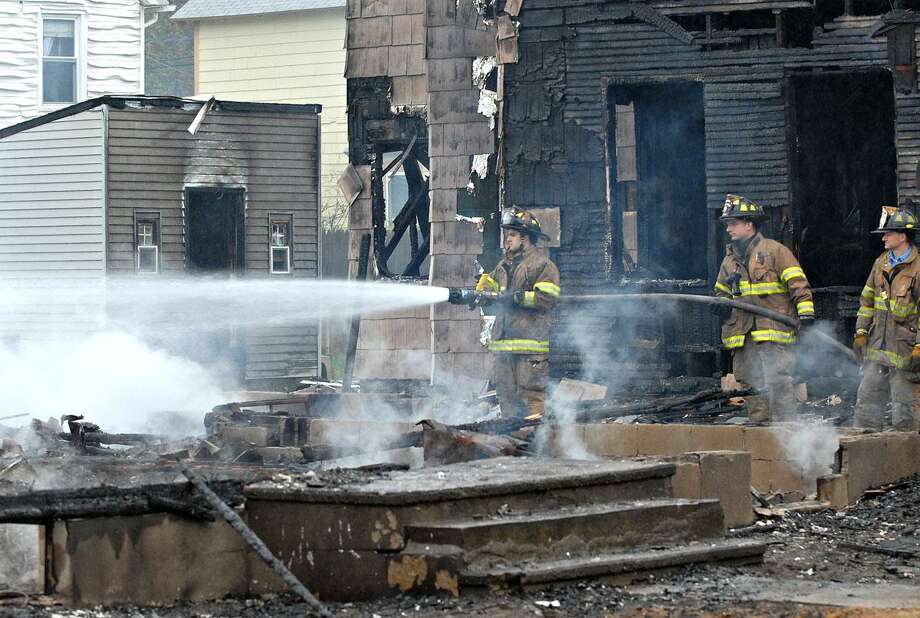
444,287,856,362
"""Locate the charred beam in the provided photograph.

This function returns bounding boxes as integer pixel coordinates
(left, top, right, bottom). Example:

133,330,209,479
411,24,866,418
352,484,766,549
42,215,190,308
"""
58,431,164,446
370,150,390,278
403,148,431,245
0,480,244,524
402,235,430,277
343,233,371,392
178,459,331,618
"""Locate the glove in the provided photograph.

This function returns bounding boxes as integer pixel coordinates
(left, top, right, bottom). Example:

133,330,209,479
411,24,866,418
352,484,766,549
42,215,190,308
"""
512,291,525,306
910,346,920,372
798,316,815,333
476,274,499,294
853,330,868,361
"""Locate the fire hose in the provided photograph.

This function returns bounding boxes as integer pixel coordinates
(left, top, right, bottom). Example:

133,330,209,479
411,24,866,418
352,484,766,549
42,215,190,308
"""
446,288,858,364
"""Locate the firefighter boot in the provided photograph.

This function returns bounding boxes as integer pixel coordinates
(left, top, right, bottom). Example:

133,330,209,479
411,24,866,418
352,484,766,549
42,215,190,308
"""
890,403,918,432
852,403,884,431
746,395,770,423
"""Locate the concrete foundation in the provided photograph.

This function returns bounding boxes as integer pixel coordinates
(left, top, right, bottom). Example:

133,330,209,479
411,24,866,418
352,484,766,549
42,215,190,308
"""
40,457,764,605
48,513,283,605
560,423,920,509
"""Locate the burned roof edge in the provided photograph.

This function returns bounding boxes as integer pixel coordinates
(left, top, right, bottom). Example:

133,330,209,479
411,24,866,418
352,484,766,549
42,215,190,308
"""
0,96,323,141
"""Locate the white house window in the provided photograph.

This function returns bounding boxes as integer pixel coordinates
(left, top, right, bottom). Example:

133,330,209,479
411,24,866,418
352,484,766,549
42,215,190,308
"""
136,218,159,274
42,18,78,104
271,220,291,274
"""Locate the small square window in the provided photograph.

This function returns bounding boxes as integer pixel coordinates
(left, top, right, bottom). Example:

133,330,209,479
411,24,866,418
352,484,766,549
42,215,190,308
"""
136,218,159,274
271,220,291,274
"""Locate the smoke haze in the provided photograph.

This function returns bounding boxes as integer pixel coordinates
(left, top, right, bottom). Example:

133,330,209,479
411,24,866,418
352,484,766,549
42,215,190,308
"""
0,331,228,434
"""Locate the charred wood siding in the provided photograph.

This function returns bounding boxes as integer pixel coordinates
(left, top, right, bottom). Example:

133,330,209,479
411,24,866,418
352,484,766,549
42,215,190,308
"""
105,106,322,380
507,11,892,293
896,92,920,206
506,4,909,381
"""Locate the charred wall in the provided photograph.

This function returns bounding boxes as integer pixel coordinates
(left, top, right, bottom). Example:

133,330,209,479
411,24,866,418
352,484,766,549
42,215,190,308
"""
345,0,497,390
505,0,915,384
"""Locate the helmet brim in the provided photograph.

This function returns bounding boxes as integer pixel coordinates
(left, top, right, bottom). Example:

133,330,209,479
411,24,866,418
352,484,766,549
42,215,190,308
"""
502,224,550,242
719,215,767,223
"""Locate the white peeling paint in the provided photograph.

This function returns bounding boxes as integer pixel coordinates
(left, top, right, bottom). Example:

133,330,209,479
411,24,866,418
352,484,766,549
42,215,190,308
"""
478,88,498,128
467,153,491,193
473,57,498,129
0,0,145,128
472,56,497,89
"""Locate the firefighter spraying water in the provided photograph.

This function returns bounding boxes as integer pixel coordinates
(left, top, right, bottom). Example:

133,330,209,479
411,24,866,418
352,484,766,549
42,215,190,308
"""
447,198,857,425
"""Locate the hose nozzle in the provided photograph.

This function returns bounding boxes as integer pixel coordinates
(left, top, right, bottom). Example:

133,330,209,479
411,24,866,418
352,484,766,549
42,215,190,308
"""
447,287,476,306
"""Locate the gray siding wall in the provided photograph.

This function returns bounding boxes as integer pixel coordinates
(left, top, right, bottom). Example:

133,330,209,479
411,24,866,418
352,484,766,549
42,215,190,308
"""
104,105,321,381
0,110,106,338
0,110,106,277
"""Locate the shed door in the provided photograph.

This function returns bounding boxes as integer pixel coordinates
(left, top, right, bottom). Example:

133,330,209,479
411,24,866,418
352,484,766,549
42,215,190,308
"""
185,187,245,273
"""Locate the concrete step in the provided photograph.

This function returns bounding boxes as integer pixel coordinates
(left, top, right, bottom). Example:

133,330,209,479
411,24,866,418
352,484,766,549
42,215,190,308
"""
406,498,724,566
246,457,677,529
460,538,768,588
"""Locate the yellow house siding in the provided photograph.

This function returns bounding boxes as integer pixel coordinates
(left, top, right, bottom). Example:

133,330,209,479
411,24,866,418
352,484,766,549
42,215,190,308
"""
196,8,347,229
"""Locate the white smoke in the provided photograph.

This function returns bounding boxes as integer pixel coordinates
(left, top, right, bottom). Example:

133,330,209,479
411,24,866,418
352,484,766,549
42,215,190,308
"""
776,421,839,494
536,298,681,459
0,331,229,434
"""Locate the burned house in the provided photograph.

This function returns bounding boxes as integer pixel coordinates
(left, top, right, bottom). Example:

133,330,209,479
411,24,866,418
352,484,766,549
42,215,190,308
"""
345,0,920,391
0,96,322,385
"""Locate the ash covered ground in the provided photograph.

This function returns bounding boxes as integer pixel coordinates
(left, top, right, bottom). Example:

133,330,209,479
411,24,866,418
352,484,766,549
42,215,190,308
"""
5,475,920,618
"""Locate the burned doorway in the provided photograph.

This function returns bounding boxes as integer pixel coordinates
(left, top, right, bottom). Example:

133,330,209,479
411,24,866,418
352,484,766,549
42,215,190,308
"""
787,70,898,287
185,187,246,274
183,186,247,383
608,82,708,281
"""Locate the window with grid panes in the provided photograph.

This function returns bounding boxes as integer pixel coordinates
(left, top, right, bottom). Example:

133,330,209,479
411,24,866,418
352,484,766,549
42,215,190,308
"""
271,220,291,274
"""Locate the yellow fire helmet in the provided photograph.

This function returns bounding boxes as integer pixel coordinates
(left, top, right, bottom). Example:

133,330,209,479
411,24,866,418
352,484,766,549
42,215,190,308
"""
719,194,768,222
500,207,550,241
872,205,918,234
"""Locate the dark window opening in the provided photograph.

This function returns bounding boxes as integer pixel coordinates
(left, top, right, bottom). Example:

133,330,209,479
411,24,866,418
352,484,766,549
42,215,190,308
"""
676,10,814,50
185,187,245,273
135,212,160,274
460,155,501,273
377,150,430,278
787,70,898,288
848,0,897,15
782,9,816,49
608,82,708,281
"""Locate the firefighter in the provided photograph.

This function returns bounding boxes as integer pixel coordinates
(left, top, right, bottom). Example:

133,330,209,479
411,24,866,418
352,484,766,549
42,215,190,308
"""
852,206,920,432
476,207,561,420
714,195,815,423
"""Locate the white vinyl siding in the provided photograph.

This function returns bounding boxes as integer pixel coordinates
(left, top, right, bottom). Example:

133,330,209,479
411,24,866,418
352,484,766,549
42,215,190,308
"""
0,0,144,127
195,8,346,227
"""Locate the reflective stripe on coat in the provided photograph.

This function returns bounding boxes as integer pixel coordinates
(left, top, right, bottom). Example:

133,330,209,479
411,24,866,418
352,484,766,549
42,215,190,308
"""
487,245,560,354
714,233,814,349
855,247,920,369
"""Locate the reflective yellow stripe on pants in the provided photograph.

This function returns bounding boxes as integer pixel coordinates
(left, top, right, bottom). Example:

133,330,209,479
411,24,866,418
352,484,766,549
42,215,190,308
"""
723,329,796,348
750,329,796,344
866,347,910,369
